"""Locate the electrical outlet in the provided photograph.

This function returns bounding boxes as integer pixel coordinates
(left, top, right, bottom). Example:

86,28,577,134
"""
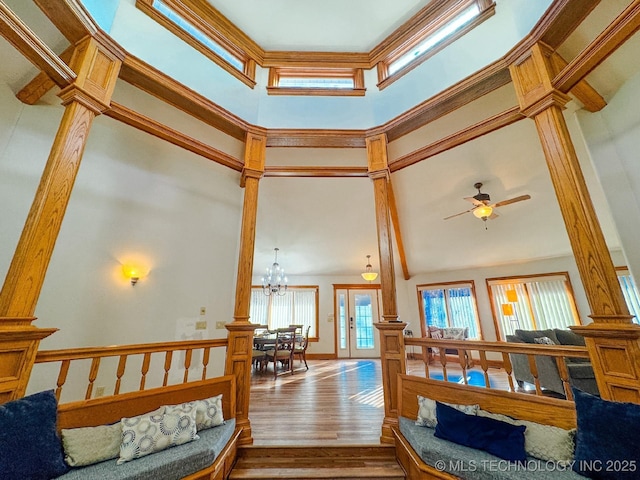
195,320,207,330
216,321,226,329
95,386,105,397
200,307,206,315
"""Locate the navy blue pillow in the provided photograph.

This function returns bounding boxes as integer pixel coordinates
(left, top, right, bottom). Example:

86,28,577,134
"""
0,390,68,479
573,388,640,480
434,401,527,462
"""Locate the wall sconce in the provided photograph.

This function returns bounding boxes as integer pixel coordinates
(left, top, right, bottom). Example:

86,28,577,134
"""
122,264,147,286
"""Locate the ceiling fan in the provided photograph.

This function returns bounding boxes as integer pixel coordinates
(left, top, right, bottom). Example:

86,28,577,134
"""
444,182,531,225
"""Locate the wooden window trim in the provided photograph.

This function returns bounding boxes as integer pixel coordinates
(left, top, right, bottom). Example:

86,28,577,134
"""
375,0,495,90
267,67,366,97
415,280,483,339
136,0,257,88
485,272,581,341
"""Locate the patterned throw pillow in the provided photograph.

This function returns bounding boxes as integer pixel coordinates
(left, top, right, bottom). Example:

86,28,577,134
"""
117,405,198,464
533,336,556,345
477,409,575,463
430,329,443,355
415,395,478,428
442,327,468,340
62,422,122,467
165,394,225,431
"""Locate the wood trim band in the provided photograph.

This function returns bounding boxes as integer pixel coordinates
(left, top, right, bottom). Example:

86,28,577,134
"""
266,129,366,148
553,0,640,94
266,87,366,97
390,106,525,172
262,51,370,69
0,2,76,87
120,55,251,141
263,166,369,178
105,102,244,172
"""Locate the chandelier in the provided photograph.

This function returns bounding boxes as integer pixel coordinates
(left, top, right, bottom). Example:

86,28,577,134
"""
361,255,379,282
262,248,288,296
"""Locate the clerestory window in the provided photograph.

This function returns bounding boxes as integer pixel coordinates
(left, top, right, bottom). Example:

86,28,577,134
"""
267,68,365,96
375,0,495,90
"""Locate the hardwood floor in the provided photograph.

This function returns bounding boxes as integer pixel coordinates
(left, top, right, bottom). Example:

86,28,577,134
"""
248,358,509,446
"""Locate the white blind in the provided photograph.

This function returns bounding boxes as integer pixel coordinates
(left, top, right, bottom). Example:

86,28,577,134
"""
249,287,317,336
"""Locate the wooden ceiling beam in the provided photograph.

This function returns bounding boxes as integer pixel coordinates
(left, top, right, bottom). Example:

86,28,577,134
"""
16,45,73,104
263,166,368,178
390,107,525,172
387,179,410,280
105,102,244,172
0,1,75,87
553,0,640,95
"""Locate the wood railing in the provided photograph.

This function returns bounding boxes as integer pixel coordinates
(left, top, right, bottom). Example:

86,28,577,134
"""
34,338,228,402
404,337,591,401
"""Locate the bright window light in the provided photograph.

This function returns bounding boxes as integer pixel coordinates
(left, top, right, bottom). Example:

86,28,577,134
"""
278,77,354,89
152,0,244,71
389,4,481,75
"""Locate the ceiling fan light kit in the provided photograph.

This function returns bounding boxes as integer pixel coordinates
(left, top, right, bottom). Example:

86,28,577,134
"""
444,182,531,227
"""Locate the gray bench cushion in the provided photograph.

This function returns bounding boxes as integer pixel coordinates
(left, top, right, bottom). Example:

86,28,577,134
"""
399,417,584,480
57,419,235,480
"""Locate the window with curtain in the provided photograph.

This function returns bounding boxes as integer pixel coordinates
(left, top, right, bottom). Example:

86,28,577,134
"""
417,282,481,339
249,286,318,339
616,268,640,324
487,273,580,340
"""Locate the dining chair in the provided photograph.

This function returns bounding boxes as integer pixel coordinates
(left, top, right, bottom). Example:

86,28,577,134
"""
293,325,311,370
265,327,297,379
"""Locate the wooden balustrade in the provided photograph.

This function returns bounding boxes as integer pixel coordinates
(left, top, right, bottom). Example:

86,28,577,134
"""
405,337,590,401
34,338,228,402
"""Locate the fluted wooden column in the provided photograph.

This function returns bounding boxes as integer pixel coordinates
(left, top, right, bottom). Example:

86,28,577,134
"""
510,43,640,402
0,36,122,402
224,131,266,445
366,133,406,443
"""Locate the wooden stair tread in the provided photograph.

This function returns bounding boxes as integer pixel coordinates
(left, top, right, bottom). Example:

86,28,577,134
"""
230,445,405,480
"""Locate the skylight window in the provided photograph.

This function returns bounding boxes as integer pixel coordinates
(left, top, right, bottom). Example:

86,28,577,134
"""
388,5,481,75
152,0,244,71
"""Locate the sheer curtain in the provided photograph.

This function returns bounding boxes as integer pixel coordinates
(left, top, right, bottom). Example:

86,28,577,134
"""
448,287,479,339
249,287,317,336
249,290,269,325
527,279,576,329
491,283,533,338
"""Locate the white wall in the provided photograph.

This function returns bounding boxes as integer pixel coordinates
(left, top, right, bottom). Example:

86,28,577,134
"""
0,82,245,356
575,70,640,283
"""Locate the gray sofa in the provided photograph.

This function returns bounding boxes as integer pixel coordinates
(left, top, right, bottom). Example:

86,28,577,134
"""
506,329,599,397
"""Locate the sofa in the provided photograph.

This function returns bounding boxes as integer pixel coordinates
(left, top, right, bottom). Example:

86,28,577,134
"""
506,329,599,397
427,326,472,366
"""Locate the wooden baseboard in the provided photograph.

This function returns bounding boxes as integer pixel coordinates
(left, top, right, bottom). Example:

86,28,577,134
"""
306,353,337,360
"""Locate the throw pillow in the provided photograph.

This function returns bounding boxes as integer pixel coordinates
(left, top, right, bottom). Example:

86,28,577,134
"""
166,394,224,431
477,409,575,463
0,390,68,479
61,422,122,467
573,388,640,480
430,329,443,355
533,336,556,345
554,329,586,346
515,328,559,345
435,402,527,462
415,395,478,428
442,327,468,340
118,405,199,464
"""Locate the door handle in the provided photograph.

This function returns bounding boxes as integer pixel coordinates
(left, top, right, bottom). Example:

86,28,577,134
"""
349,317,353,329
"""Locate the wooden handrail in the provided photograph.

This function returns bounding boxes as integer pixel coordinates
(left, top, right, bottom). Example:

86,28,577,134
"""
405,337,590,358
33,338,229,401
35,338,228,362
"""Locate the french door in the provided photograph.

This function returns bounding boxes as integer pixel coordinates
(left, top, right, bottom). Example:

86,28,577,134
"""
335,287,381,358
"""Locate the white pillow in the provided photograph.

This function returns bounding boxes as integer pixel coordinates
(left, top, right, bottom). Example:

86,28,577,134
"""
166,394,224,431
117,405,198,464
61,422,122,467
415,395,478,428
477,409,575,463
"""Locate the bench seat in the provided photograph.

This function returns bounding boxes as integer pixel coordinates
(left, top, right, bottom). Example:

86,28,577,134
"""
398,416,583,479
57,418,236,480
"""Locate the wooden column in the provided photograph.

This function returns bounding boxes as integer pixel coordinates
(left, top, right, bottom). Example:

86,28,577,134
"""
366,133,406,443
224,131,266,445
0,35,122,401
510,43,640,401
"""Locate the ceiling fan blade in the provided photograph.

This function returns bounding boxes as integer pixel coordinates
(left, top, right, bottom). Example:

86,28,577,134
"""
464,196,484,206
488,211,499,220
443,208,474,220
493,194,531,208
